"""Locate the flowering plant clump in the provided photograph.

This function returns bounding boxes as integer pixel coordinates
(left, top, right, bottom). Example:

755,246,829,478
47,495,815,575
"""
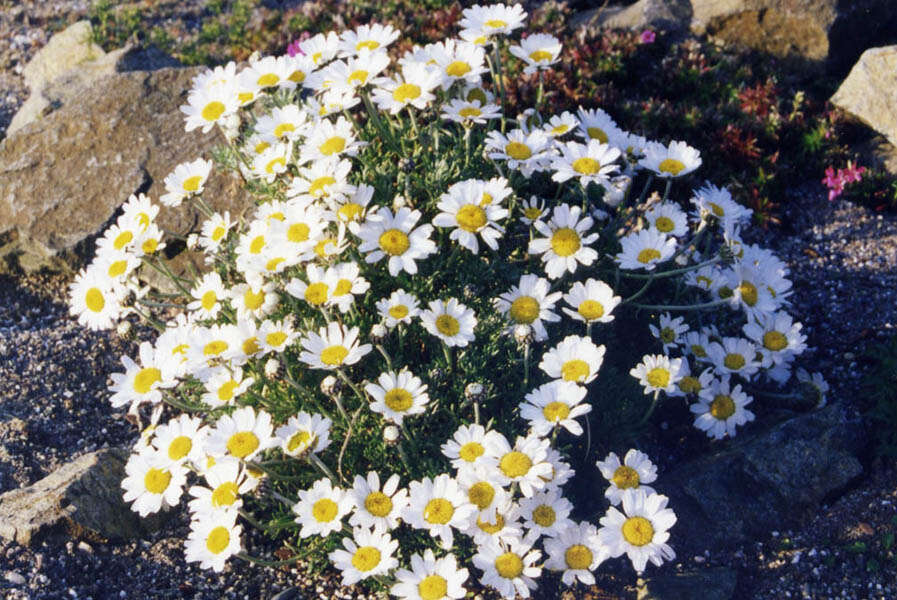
69,4,828,596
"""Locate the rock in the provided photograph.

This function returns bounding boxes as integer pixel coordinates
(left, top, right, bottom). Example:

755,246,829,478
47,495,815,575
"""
831,47,897,148
20,21,104,93
856,135,897,178
0,448,164,546
639,567,737,600
572,0,692,34
4,570,26,586
0,66,251,275
662,403,864,555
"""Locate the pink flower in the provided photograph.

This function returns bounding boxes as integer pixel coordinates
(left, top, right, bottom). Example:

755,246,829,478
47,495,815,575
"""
639,30,656,44
822,162,865,201
286,32,311,57
821,166,840,189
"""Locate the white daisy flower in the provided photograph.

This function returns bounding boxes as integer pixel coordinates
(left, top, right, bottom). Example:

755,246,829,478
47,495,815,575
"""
229,278,278,321
441,424,503,473
121,449,187,517
205,406,276,461
493,274,561,342
520,381,591,436
639,140,702,178
330,526,399,586
690,182,752,227
670,362,715,397
246,54,293,90
645,201,689,237
519,488,575,541
285,264,335,309
576,107,625,146
199,211,234,255
254,104,310,142
259,318,298,354
391,549,469,600
366,369,430,425
299,116,364,164
529,203,599,279
339,23,400,56
472,536,541,600
460,3,527,37
151,414,206,468
68,266,126,331
615,229,677,271
372,62,442,114
292,478,353,538
433,179,508,254
188,457,254,517
466,499,525,546
348,471,409,530
485,128,552,177
160,158,213,207
797,368,829,408
542,111,579,138
442,98,502,125
288,157,354,201
510,33,562,74
275,411,332,458
188,272,227,320
300,31,340,66
298,322,372,371
376,289,420,327
630,354,684,395
599,490,676,573
707,336,760,377
561,278,620,324
184,511,242,572
649,312,689,353
457,467,511,523
486,434,552,498
249,141,292,183
181,83,238,133
108,341,178,413
539,334,606,384
596,449,658,506
419,298,477,347
691,376,755,439
355,206,437,277
92,248,140,287
200,366,254,408
743,311,806,367
520,195,546,225
327,261,370,313
328,183,375,225
429,39,487,90
403,474,476,549
544,521,606,586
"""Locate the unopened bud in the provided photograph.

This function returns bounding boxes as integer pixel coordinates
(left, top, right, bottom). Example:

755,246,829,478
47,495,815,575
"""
264,358,281,378
513,324,534,346
186,233,199,250
116,320,134,340
383,425,400,445
321,374,342,397
370,323,388,344
464,382,485,402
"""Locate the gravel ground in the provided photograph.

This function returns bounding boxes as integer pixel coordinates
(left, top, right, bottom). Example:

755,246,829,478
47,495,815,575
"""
2,2,897,599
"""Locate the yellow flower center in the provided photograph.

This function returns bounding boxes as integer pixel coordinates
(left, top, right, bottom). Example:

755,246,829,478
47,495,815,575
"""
338,203,363,222
211,225,227,241
523,207,542,220
660,327,676,344
379,229,410,256
763,331,788,351
205,526,230,554
133,367,161,395
384,388,414,412
529,49,554,62
542,401,570,422
201,101,226,122
678,376,702,394
286,430,313,453
480,192,493,206
141,238,159,255
499,451,532,478
485,18,508,29
505,141,532,160
249,235,266,254
392,83,422,103
312,498,338,522
227,432,260,458
351,546,381,572
287,222,310,243
622,516,655,546
356,40,380,51
645,367,670,389
691,344,707,358
654,216,675,232
201,290,217,311
348,69,369,85
423,498,454,525
319,136,346,156
265,157,286,174
459,106,482,118
658,158,686,175
724,353,746,370
612,465,640,489
550,227,581,257
274,123,295,138
468,481,495,509
532,504,556,527
738,281,758,306
333,279,352,297
561,359,590,383
509,296,540,324
85,287,105,312
455,204,487,232
466,88,487,104
309,175,336,197
477,513,505,534
458,441,484,463
357,491,392,519
167,436,192,461
578,300,605,321
315,238,337,257
637,248,662,264
106,260,126,280
435,314,460,337
586,127,608,143
565,544,593,570
242,337,260,356
388,305,409,320
288,70,306,83
143,467,171,494
305,282,329,306
446,60,471,77
711,394,736,419
418,575,448,600
257,73,279,87
572,157,601,175
203,340,228,356
494,552,523,579
212,481,239,507
266,331,287,348
217,380,239,402
320,345,349,366
709,202,725,217
113,230,133,250
182,175,203,192
238,91,255,105
243,288,265,311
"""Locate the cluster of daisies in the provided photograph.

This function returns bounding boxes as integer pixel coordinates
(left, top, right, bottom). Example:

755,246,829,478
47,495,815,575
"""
66,2,830,597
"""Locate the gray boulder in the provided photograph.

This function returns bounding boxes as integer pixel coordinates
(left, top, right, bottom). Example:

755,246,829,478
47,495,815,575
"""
831,46,897,149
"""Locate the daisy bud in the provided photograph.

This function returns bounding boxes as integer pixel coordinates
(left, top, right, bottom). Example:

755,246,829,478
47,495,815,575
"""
321,374,342,397
464,382,484,402
219,112,241,141
264,358,281,378
383,425,400,445
370,323,388,344
116,320,134,341
513,324,534,346
392,194,408,210
397,158,415,172
428,367,447,385
605,175,631,207
186,233,199,250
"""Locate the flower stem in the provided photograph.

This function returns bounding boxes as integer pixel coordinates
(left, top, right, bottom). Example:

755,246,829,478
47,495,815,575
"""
629,298,730,311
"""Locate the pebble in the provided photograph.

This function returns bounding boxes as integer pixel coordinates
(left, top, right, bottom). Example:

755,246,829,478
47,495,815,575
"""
5,571,26,585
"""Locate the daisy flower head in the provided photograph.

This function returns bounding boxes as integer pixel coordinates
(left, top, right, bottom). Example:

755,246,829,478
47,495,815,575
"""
542,111,579,139
249,141,292,183
288,157,353,202
460,3,527,37
254,104,310,142
205,406,276,461
797,367,829,408
690,182,753,228
466,499,524,546
186,323,242,371
539,334,606,385
298,322,372,370
300,31,340,66
639,140,702,178
372,61,442,114
108,341,178,413
376,289,420,327
391,549,469,600
457,467,511,523
121,449,187,517
742,311,807,368
259,318,298,354
326,261,370,313
596,449,658,506
191,61,237,94
299,116,364,164
329,526,399,586
510,32,562,74
428,39,487,90
707,336,760,378
229,278,278,321
485,128,552,177
160,158,213,207
151,413,206,467
630,354,683,395
349,471,409,530
442,98,502,125
200,366,254,408
281,51,317,89
519,488,575,541
520,380,591,436
598,489,676,573
433,179,508,254
184,511,242,572
494,273,561,342
339,23,400,56
529,203,599,279
691,376,755,440
68,266,125,331
314,49,390,92
330,183,375,225
403,474,476,549
551,139,622,187
366,369,430,425
293,478,353,538
576,106,625,146
649,312,689,353
275,411,332,457
441,424,503,473
181,82,238,133
188,271,227,320
520,195,546,225
419,298,477,347
562,278,620,324
472,536,541,600
721,259,782,320
615,228,677,271
544,521,606,586
645,201,689,237
245,54,292,91
355,206,437,277
187,457,255,516
92,248,140,288
670,362,715,397
486,433,552,497
199,211,234,255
